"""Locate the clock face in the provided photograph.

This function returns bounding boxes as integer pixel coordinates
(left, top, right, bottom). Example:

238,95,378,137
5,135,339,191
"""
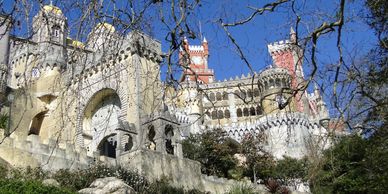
192,56,203,64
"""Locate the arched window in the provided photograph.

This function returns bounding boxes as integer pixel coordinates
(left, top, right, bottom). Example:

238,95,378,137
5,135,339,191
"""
256,106,263,115
234,90,240,98
209,93,215,101
254,88,260,97
211,110,217,119
243,108,249,116
247,89,252,98
224,109,231,118
217,110,224,119
237,108,242,117
240,90,246,99
28,111,47,135
275,78,281,87
123,134,133,151
51,25,61,42
250,107,256,116
148,125,156,150
165,125,174,155
216,92,222,101
223,92,228,100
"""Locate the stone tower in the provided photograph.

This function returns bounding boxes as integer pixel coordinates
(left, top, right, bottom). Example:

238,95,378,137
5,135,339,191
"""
179,37,214,84
32,4,68,66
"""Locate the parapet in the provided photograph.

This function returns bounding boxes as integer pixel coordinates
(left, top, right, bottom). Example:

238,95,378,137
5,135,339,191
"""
267,39,293,54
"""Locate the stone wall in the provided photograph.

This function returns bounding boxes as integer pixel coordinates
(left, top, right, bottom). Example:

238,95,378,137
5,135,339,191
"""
118,149,264,194
0,133,94,170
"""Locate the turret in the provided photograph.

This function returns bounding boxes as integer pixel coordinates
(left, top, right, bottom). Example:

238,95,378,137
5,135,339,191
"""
31,4,67,94
257,67,294,114
86,22,119,53
179,37,214,84
32,4,68,67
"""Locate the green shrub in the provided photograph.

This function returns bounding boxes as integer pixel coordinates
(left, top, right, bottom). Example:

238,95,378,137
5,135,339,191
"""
8,166,47,181
227,183,258,194
0,179,75,194
52,164,150,192
144,176,205,194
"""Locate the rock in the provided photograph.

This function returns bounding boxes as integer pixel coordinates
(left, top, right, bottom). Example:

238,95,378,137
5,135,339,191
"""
79,177,136,194
42,179,60,187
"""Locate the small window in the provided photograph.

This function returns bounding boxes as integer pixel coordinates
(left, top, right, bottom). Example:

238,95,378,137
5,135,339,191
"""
243,108,249,116
217,110,224,119
237,108,242,117
211,111,217,119
216,92,222,101
209,93,215,101
31,68,40,78
223,92,228,100
250,107,256,116
224,110,231,118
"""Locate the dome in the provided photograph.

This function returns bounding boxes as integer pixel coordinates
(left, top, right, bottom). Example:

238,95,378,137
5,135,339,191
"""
95,22,116,32
43,5,63,15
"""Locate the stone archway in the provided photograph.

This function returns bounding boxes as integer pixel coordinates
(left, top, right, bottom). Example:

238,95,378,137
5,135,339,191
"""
82,88,122,155
28,111,48,136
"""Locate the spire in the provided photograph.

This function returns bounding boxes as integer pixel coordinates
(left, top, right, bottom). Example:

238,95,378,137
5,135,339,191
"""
290,27,296,43
203,36,207,43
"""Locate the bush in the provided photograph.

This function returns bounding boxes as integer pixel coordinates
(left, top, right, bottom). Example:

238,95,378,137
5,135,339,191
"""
52,164,150,192
145,176,204,194
0,179,74,194
227,183,257,194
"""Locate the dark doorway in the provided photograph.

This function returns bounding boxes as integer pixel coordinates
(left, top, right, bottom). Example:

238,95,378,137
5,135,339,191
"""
165,125,174,155
98,135,117,158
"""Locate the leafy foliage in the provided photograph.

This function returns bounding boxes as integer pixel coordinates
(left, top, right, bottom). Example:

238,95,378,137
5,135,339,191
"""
227,183,258,194
2,164,205,194
310,134,388,193
240,134,275,181
0,179,75,194
182,128,241,178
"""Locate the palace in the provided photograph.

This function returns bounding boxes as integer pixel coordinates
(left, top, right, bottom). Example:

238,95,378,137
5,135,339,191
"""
174,32,331,158
0,4,337,193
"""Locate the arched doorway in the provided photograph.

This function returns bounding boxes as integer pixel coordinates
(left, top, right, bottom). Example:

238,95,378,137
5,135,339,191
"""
165,125,174,155
147,125,156,150
98,134,117,158
83,89,122,155
28,111,48,135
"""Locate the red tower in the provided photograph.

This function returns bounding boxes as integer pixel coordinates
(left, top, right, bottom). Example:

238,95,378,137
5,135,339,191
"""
268,28,307,113
179,37,214,84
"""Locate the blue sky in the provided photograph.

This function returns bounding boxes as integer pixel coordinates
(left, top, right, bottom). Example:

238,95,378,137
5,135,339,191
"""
2,0,378,113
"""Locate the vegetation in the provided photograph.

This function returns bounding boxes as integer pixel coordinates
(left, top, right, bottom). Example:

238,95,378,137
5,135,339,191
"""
0,164,205,194
227,183,258,194
182,128,241,178
0,179,75,194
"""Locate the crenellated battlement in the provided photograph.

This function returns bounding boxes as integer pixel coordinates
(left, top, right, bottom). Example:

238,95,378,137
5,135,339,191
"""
267,39,293,54
188,45,205,52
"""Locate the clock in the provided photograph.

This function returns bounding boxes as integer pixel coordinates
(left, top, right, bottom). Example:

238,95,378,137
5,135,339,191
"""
192,56,203,64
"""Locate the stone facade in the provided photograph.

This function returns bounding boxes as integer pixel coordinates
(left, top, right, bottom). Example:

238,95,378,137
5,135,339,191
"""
0,4,336,193
173,29,332,159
